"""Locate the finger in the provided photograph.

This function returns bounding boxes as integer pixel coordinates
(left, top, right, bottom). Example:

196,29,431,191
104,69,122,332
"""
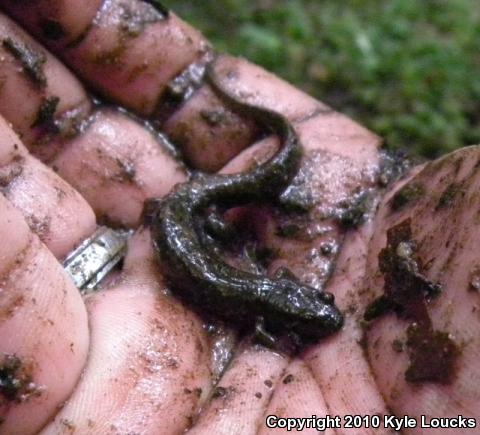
0,195,89,434
0,115,95,258
0,14,92,160
364,146,480,432
188,343,288,435
259,360,334,435
40,229,212,434
51,109,185,227
2,0,103,48
162,55,326,172
162,78,259,173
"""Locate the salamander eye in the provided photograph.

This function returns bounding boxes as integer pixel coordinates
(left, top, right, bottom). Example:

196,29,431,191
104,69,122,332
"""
318,291,335,304
274,266,297,281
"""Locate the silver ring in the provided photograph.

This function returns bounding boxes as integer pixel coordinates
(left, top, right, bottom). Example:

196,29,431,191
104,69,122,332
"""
63,226,131,294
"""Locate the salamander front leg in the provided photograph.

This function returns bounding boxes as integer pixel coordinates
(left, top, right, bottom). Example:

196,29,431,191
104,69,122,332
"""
253,316,277,348
204,206,235,242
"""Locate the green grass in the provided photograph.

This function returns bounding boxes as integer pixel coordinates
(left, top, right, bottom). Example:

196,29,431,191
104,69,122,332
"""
164,0,480,158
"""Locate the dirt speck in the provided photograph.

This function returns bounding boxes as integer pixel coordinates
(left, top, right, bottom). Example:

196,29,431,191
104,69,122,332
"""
0,354,44,403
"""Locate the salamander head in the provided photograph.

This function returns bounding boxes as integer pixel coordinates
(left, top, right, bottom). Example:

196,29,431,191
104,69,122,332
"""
289,286,344,341
266,273,344,342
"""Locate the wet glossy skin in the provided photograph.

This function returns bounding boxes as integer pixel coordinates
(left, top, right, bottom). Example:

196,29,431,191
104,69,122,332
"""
150,62,343,345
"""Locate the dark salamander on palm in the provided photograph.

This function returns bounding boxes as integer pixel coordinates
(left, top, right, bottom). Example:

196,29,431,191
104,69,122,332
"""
149,61,343,348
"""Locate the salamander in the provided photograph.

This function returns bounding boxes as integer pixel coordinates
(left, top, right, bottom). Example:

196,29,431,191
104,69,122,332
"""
150,60,343,346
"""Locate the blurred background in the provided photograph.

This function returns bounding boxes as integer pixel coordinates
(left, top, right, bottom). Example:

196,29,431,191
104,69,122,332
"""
164,0,480,158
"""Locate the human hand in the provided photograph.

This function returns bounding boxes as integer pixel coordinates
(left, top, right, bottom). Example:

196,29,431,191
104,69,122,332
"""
0,2,478,434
